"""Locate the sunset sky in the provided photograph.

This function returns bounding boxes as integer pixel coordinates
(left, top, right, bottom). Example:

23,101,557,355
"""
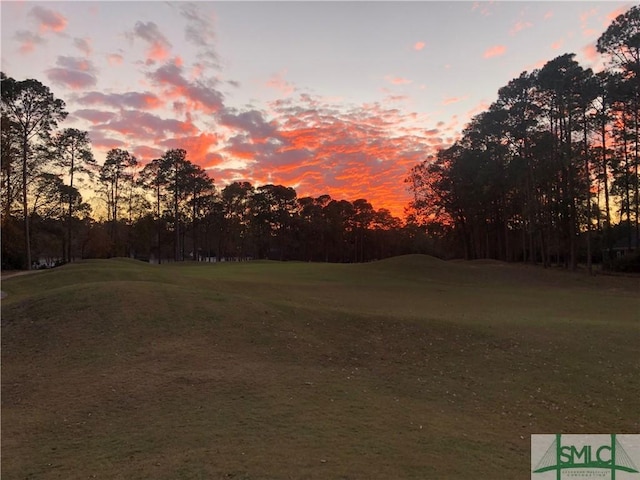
1,1,632,217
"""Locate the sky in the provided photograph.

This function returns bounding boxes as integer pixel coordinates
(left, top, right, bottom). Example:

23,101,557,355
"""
0,1,633,218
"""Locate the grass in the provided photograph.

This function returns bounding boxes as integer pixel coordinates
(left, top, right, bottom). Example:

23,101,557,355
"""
1,255,638,479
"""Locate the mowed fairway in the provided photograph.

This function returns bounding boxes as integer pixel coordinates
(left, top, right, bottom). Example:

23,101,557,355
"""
1,256,638,479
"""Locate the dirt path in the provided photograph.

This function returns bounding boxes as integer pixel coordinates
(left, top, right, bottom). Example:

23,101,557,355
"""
1,269,45,299
1,270,45,280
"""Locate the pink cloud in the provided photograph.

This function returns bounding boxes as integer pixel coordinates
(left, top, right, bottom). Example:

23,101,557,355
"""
442,95,469,106
74,37,92,56
217,108,278,141
29,5,67,33
46,69,96,89
74,109,117,124
107,53,124,66
483,45,506,59
544,10,554,20
471,2,495,17
579,8,602,38
266,71,295,96
582,43,599,63
385,94,409,103
467,100,490,118
129,21,172,63
524,58,548,71
56,56,96,73
551,39,563,50
76,91,163,110
384,75,412,85
605,5,629,25
178,3,220,69
580,8,598,24
133,145,166,163
94,110,198,141
14,30,45,54
509,21,533,35
147,62,224,114
88,131,126,151
45,56,98,90
414,41,426,51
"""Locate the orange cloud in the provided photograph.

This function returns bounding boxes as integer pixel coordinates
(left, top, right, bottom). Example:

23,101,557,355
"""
524,58,548,71
582,43,600,64
414,41,426,51
551,39,563,50
159,132,219,165
605,5,629,25
222,93,452,217
483,45,506,58
385,75,412,85
76,80,450,218
148,44,171,63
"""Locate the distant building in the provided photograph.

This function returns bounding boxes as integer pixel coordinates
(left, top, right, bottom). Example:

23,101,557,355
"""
605,232,638,259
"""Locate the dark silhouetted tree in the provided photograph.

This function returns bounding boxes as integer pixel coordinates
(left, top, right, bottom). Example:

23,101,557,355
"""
1,73,67,268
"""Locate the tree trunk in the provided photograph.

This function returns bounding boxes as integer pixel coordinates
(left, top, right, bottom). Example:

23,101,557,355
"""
584,110,592,274
635,95,639,250
174,193,180,262
601,121,613,261
623,125,632,250
5,159,12,219
22,135,31,270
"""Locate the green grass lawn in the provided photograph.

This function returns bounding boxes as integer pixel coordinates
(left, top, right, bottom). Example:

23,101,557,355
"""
1,256,638,479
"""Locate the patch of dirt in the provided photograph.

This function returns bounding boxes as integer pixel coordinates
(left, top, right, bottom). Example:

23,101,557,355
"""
1,269,45,280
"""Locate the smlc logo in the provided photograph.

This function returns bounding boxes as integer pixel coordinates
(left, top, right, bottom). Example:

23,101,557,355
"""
532,434,640,480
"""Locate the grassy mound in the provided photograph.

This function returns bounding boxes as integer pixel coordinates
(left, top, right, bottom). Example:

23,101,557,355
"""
369,253,446,268
466,258,508,266
2,258,638,479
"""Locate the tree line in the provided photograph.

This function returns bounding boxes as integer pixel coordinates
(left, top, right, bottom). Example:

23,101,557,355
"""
3,7,638,271
407,6,640,272
1,77,437,269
